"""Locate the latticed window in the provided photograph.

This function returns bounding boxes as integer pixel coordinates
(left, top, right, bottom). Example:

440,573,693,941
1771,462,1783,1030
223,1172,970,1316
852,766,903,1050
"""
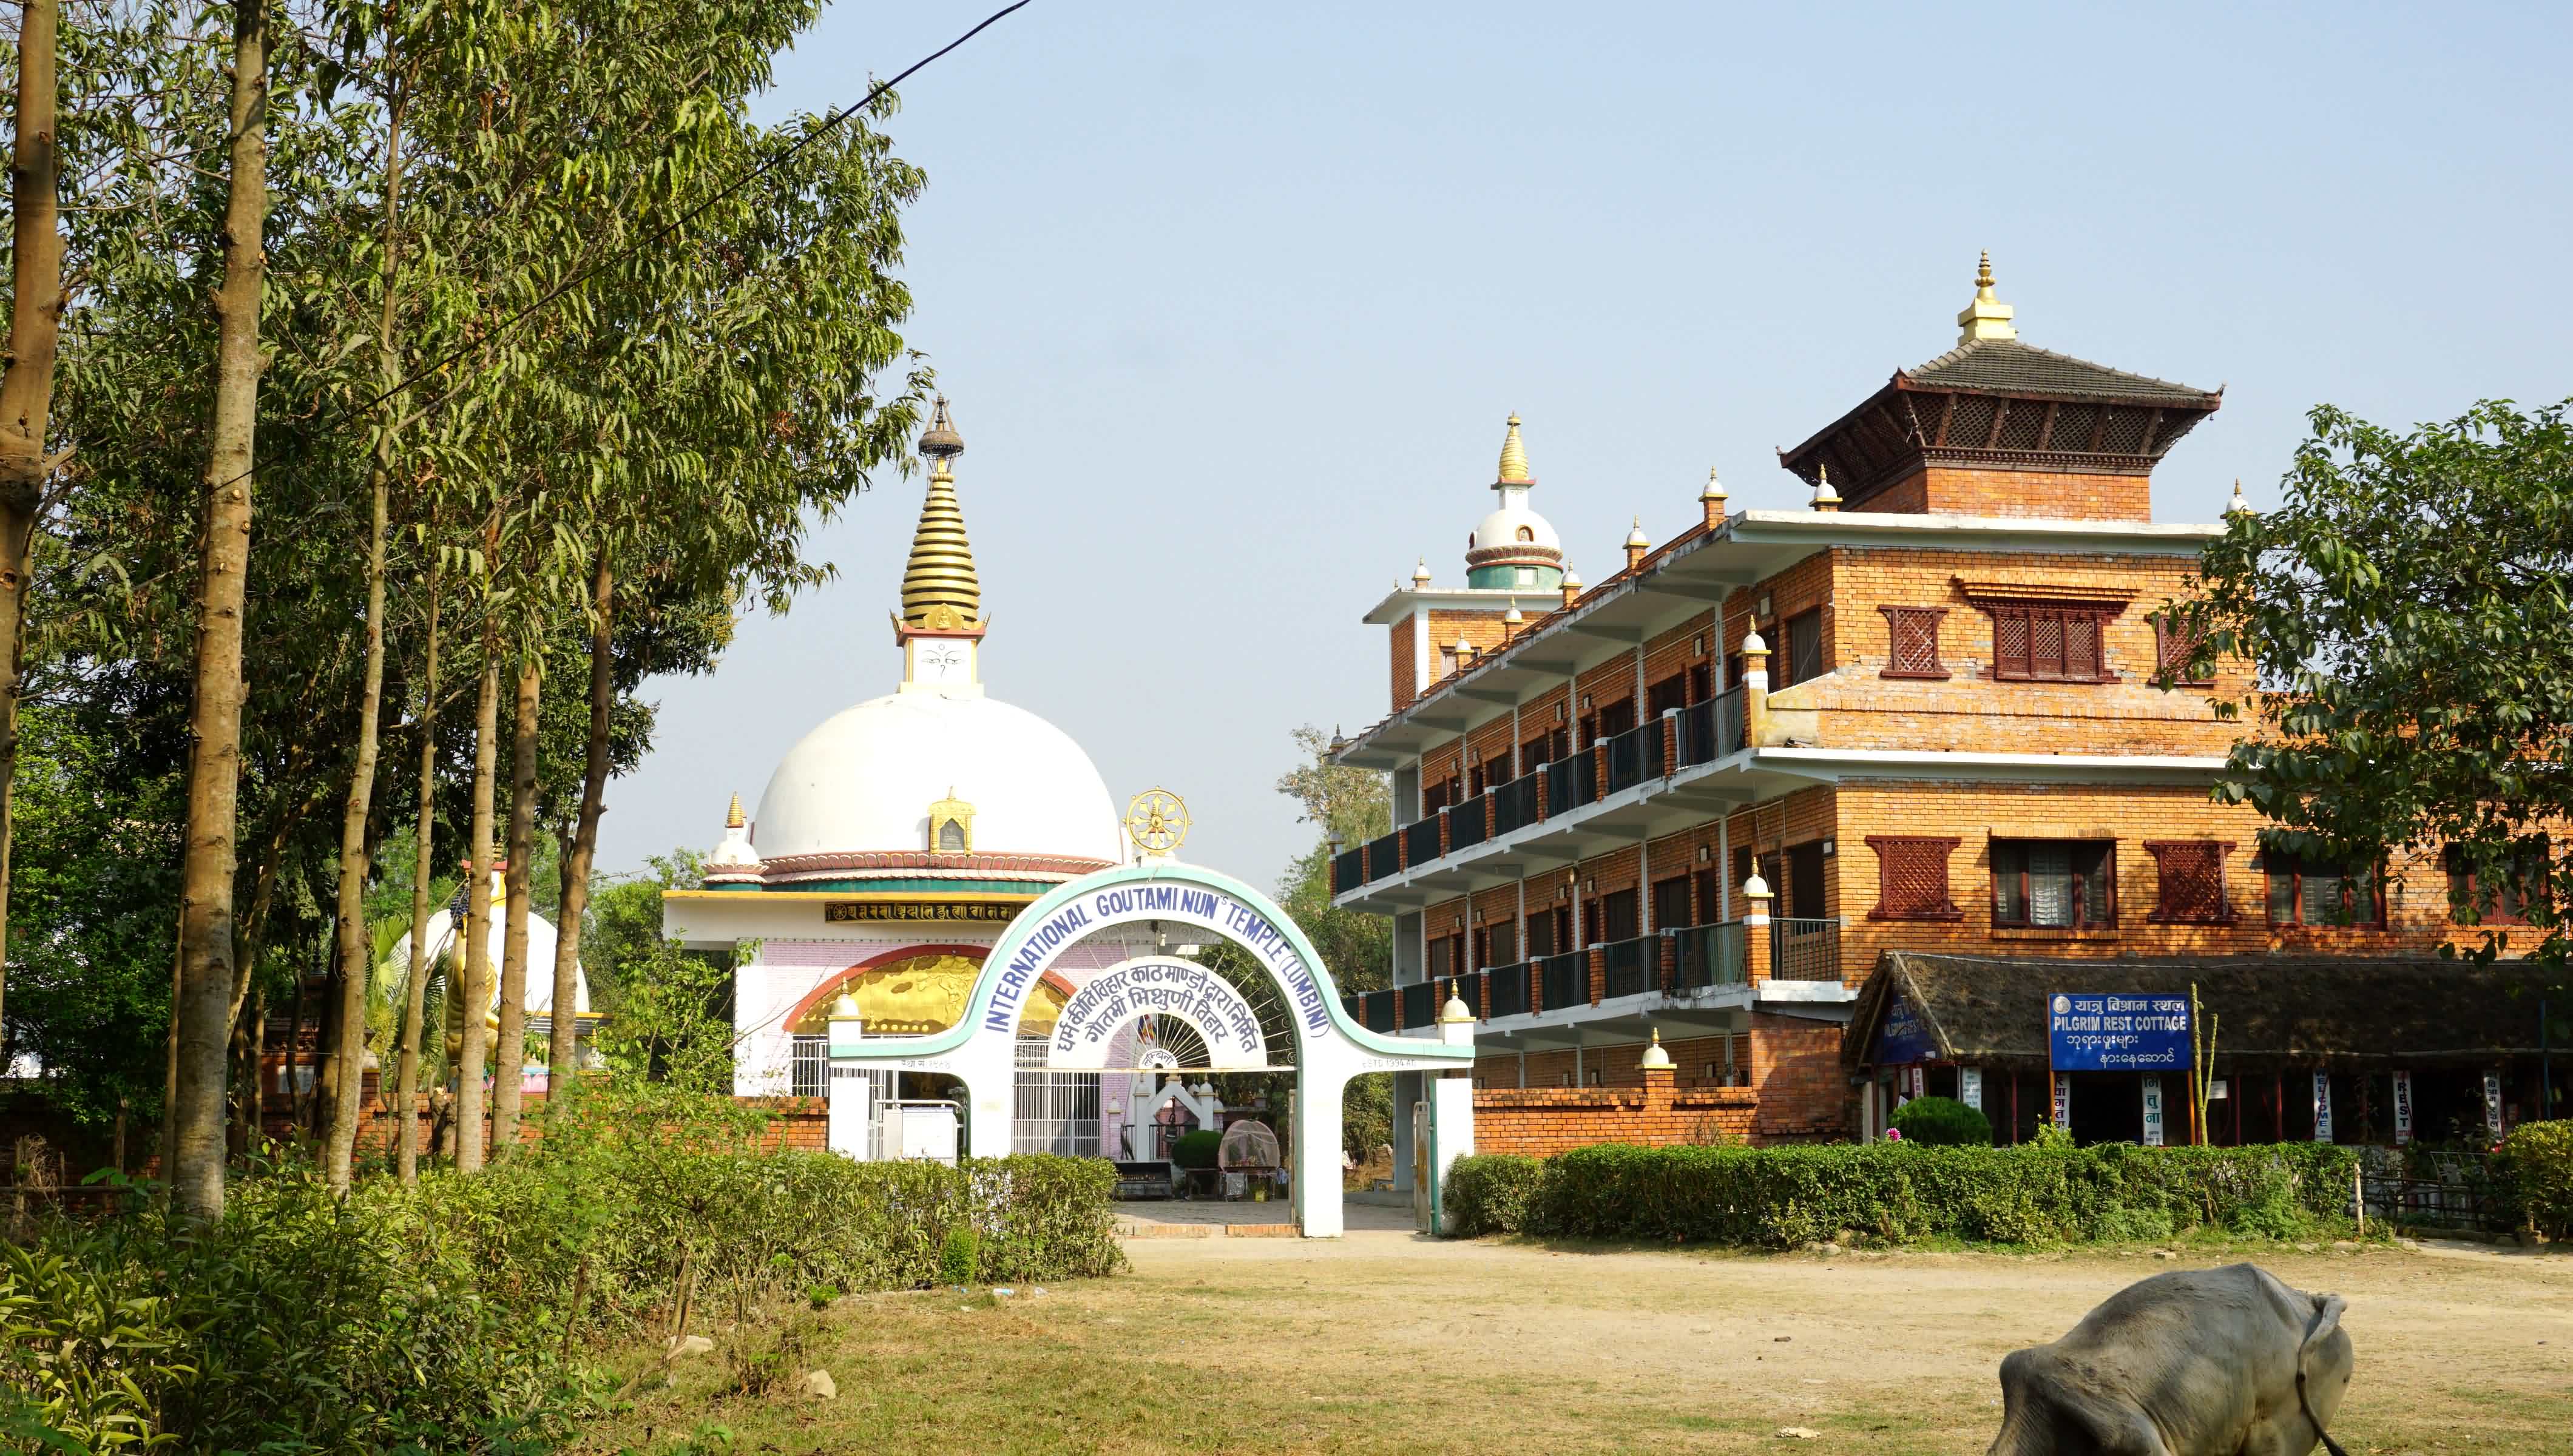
1878,606,1950,679
2151,610,2216,687
2145,840,2234,923
1990,605,2112,682
1867,836,1963,921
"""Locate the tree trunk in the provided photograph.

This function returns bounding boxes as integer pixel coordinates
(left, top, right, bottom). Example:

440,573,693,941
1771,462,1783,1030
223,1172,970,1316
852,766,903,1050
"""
322,88,406,1192
0,0,66,1041
491,655,539,1153
549,551,614,1102
453,635,498,1173
395,576,441,1182
170,0,272,1222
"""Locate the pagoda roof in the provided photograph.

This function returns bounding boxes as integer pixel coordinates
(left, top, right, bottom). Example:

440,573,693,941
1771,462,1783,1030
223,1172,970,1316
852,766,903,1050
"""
1898,337,2217,406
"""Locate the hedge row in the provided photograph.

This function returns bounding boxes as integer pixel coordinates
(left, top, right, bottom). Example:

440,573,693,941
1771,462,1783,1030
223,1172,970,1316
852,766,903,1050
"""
2502,1120,2573,1240
1445,1139,2365,1247
0,1088,1121,1452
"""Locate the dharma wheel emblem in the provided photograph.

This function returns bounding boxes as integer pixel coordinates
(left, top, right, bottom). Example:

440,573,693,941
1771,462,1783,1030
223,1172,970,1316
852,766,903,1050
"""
1125,788,1189,856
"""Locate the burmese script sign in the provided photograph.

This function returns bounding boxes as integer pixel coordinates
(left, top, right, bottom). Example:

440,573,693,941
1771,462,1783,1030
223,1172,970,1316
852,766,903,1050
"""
825,900,1023,923
2047,993,2193,1072
1049,957,1268,1070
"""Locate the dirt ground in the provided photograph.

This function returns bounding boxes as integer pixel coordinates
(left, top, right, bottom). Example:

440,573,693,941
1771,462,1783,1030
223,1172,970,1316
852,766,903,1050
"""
586,1222,2573,1455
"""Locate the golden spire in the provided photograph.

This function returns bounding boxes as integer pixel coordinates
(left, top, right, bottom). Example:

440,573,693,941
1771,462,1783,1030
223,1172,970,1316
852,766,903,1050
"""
725,792,745,829
1495,413,1532,485
900,397,983,633
1956,249,2017,344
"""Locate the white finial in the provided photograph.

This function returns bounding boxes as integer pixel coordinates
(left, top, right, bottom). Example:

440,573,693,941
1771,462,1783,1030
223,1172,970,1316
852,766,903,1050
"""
2226,479,2252,516
1413,557,1433,587
1956,249,2018,343
1742,870,1773,901
1741,628,1768,655
1638,1027,1673,1071
1810,463,1842,510
1625,516,1650,549
1503,599,1523,626
1563,568,1583,590
1701,467,1726,504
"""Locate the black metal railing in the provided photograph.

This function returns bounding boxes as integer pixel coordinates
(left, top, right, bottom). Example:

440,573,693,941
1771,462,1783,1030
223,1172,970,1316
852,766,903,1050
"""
1404,814,1442,869
1448,794,1490,852
1601,934,1655,998
1714,684,1747,757
1333,847,1365,895
1486,960,1530,1018
1341,993,1365,1025
1544,753,1596,817
1770,918,1841,982
1399,981,1435,1030
1364,829,1402,883
1359,988,1396,1033
1671,922,1748,991
1538,951,1587,1011
1677,698,1717,766
1604,718,1665,794
1449,972,1484,1021
1492,773,1540,835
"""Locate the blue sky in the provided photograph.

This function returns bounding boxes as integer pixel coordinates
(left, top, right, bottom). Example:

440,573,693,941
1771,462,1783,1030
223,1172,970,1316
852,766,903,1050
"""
598,1,2573,890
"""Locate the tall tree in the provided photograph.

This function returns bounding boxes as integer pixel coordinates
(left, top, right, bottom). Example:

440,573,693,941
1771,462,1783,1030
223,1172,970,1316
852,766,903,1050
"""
547,548,610,1100
452,626,497,1171
169,0,273,1220
0,0,66,1039
490,651,538,1150
393,559,439,1179
2188,398,2573,1047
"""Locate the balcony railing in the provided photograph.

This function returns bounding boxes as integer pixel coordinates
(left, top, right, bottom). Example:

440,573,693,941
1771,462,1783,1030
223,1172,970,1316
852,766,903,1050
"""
1486,960,1530,1018
1359,988,1396,1033
1671,922,1746,991
1404,815,1442,869
1399,981,1435,1029
1770,918,1842,983
1538,951,1587,1012
1604,718,1666,794
1544,753,1596,817
1332,847,1365,895
1601,934,1655,999
1492,773,1540,835
1449,794,1490,852
1677,687,1746,768
1364,829,1401,883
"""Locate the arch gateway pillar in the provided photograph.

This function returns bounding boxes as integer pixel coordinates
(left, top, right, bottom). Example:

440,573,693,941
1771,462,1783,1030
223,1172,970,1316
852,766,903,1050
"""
823,859,1476,1236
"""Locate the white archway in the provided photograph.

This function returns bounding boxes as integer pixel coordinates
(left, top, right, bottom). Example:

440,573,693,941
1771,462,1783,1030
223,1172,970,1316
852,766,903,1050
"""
824,858,1473,1235
1049,956,1269,1071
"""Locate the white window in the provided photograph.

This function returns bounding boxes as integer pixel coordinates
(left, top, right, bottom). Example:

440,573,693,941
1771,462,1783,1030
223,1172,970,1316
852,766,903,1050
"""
1516,566,1537,586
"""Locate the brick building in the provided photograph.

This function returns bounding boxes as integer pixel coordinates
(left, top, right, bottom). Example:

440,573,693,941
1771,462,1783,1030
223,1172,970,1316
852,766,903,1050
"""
1330,257,2551,1156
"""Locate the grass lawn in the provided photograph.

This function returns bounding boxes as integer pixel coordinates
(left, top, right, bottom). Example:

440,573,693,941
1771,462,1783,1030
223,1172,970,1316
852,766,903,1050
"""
578,1225,2573,1454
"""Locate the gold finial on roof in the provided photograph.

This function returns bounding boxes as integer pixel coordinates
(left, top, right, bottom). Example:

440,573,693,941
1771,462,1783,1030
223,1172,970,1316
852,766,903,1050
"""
1496,414,1532,485
899,398,983,633
725,792,745,829
1956,249,2017,344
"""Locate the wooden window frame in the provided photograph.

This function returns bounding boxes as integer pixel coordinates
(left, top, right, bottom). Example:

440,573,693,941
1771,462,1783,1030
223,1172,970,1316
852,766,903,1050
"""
1878,605,1951,680
2443,843,2548,927
2264,854,2387,929
1990,839,2117,929
2151,610,2216,688
1865,835,1964,922
1777,608,1825,687
1987,604,2117,683
2143,840,2236,924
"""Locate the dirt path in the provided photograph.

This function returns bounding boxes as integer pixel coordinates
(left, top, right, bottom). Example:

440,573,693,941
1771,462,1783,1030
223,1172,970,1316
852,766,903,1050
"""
586,1233,2573,1454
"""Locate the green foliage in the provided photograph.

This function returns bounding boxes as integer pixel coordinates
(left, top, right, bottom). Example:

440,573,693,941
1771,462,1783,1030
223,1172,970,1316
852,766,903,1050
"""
2188,400,2573,1011
1171,1130,1222,1171
2499,1119,2573,1240
1890,1096,1993,1147
1447,1141,2361,1249
0,1090,1121,1450
938,1225,979,1287
1444,1153,1543,1236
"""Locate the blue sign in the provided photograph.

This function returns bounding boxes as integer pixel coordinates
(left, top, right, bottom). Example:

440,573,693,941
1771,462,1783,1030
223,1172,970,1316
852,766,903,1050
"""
2047,993,2193,1072
1876,993,1938,1065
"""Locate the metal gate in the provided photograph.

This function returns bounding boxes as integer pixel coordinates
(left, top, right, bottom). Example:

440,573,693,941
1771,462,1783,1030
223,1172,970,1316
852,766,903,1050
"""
1012,1038,1102,1156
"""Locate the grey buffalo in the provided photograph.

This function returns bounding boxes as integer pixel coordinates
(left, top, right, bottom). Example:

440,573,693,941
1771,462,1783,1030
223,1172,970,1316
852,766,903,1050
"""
1988,1263,2353,1456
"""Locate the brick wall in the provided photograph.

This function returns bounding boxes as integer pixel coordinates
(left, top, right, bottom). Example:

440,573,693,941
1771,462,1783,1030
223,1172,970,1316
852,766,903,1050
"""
1388,613,1416,711
1851,465,2154,522
1473,1068,1758,1155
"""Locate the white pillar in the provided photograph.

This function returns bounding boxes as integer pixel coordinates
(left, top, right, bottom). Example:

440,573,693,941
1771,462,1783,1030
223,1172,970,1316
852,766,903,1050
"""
1430,994,1478,1235
1296,1067,1346,1238
825,1004,869,1158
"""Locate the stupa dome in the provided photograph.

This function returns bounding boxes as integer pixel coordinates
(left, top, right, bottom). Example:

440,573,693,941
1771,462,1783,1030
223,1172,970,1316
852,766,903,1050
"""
749,690,1124,874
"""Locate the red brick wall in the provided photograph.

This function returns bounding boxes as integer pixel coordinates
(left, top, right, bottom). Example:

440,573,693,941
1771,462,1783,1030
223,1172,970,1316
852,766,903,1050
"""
1473,1069,1758,1154
1851,465,2154,522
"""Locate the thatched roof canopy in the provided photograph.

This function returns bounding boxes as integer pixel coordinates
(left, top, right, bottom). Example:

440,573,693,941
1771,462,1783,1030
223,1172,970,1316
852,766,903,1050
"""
1844,951,2563,1070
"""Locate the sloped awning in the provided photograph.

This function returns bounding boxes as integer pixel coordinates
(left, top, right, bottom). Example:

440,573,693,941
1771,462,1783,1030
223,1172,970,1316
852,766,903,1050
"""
1844,951,2562,1071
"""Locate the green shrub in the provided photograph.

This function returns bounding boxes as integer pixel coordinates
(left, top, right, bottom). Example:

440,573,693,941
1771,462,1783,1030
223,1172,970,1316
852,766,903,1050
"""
1495,1140,2359,1250
939,1224,981,1285
1171,1129,1222,1170
2500,1119,2573,1240
0,1085,1123,1452
1890,1096,1992,1146
1445,1154,1542,1235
